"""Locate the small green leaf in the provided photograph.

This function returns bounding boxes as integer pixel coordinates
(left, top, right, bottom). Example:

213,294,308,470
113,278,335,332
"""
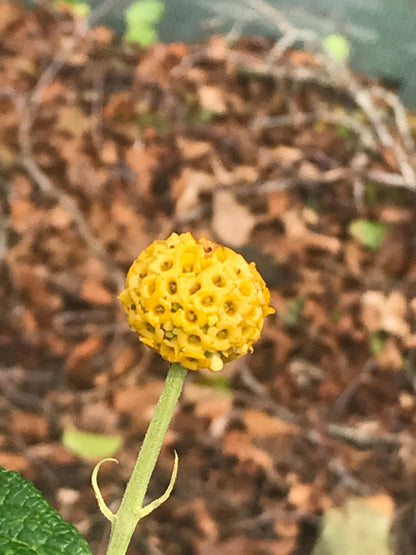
54,0,90,17
124,0,165,46
0,466,91,554
127,0,165,22
195,374,231,393
365,182,380,207
329,308,343,323
136,112,171,134
369,332,385,356
314,121,327,133
324,34,351,62
312,498,390,555
349,219,387,251
283,297,305,327
62,428,123,461
335,123,350,138
126,23,158,46
194,108,217,123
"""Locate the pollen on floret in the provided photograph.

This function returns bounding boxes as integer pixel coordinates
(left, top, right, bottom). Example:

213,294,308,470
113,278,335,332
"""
119,232,275,371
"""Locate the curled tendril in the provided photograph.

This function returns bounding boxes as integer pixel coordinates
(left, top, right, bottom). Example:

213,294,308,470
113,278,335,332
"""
91,458,119,523
138,451,179,519
92,452,179,523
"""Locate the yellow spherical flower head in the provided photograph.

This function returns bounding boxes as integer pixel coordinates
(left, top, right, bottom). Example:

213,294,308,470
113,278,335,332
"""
119,232,275,371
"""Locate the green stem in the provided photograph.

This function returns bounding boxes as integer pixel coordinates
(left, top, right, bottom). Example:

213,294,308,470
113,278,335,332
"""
106,362,187,555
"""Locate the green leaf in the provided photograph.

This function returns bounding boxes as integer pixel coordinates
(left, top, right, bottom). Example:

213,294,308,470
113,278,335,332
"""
124,0,165,46
127,0,165,22
195,374,232,393
365,182,380,207
62,428,123,461
283,297,305,327
335,122,350,138
126,23,158,46
136,112,171,134
329,308,343,323
324,34,351,62
54,0,90,17
369,332,385,356
349,219,387,251
193,108,217,123
0,466,91,554
312,498,391,555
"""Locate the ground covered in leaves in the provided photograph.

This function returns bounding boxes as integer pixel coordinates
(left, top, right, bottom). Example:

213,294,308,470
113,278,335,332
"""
2,2,416,554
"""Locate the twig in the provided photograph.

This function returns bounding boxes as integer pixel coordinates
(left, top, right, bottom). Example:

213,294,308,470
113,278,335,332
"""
254,110,377,150
237,364,298,423
366,169,410,188
372,86,415,152
78,347,154,403
332,360,375,417
87,0,126,27
328,459,370,494
0,178,10,265
238,167,353,197
14,2,132,291
30,26,85,106
327,423,402,450
15,97,124,291
238,0,416,190
0,369,58,485
91,68,106,154
0,367,44,412
245,0,294,36
31,0,123,105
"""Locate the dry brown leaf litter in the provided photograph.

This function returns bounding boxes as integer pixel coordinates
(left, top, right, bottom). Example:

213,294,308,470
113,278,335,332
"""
1,2,416,553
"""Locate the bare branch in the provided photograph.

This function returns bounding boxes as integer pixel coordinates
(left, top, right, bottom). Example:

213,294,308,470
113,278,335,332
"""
0,178,10,266
327,423,402,450
237,0,416,191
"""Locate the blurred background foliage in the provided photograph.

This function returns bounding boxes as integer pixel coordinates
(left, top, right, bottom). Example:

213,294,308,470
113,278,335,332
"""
38,0,416,107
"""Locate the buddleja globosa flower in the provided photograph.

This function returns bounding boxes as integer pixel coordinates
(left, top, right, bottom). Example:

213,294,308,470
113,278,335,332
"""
119,232,274,372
